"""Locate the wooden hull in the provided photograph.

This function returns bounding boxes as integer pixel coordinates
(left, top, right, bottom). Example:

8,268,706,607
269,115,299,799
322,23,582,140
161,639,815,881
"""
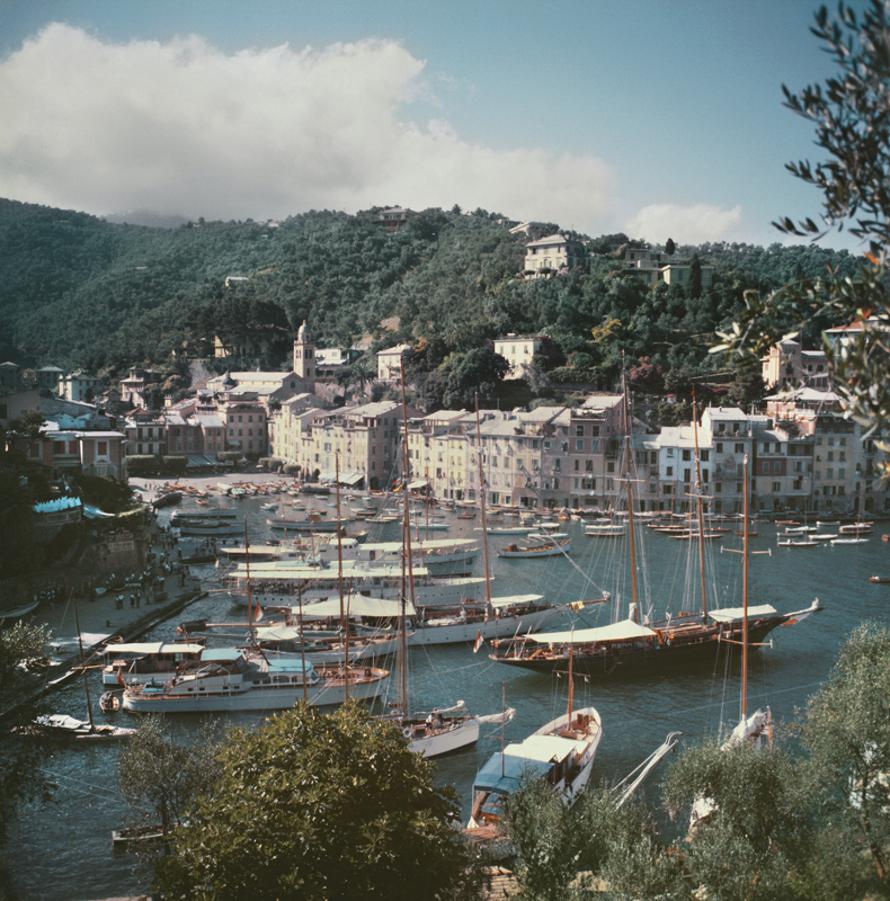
490,616,804,677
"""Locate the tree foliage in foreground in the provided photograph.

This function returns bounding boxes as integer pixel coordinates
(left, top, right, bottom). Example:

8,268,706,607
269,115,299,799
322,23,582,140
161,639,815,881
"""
119,714,222,837
156,701,479,900
506,623,890,900
715,1,890,449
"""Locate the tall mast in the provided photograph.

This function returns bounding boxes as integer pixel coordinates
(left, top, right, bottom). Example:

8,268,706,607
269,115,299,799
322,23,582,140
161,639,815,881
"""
243,522,255,645
741,454,750,720
397,362,414,715
297,585,308,703
474,395,493,610
73,594,95,732
621,370,639,621
567,641,574,722
691,390,708,620
335,452,348,700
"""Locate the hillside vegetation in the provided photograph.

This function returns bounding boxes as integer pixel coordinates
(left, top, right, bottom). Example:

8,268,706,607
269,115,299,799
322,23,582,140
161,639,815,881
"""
0,198,861,384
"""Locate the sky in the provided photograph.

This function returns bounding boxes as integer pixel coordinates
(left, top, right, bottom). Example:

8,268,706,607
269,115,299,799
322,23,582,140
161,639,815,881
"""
0,0,853,247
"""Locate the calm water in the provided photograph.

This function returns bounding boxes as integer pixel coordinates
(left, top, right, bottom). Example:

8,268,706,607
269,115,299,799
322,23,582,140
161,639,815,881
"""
5,496,890,900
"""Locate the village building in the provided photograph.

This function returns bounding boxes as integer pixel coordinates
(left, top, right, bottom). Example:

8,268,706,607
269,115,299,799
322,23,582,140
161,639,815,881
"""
493,334,543,379
762,339,830,390
0,361,21,394
624,247,714,290
376,344,412,382
523,234,586,278
59,370,101,403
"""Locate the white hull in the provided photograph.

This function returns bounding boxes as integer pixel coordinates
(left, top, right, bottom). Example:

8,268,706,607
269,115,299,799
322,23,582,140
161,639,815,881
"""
409,717,480,758
407,605,560,646
122,671,389,713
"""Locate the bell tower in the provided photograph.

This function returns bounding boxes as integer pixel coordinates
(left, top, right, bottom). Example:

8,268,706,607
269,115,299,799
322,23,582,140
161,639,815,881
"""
293,321,315,383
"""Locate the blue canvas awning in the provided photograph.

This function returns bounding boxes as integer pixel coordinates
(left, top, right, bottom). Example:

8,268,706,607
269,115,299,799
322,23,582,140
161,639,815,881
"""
472,750,551,795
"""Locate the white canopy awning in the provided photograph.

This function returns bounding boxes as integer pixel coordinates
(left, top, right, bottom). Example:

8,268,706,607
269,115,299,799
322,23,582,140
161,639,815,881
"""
708,604,778,623
526,618,656,644
340,472,364,486
407,479,429,490
103,642,204,656
490,594,544,610
297,595,416,619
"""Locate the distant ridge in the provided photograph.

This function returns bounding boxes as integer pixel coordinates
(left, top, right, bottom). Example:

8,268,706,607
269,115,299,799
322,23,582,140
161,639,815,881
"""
103,210,190,228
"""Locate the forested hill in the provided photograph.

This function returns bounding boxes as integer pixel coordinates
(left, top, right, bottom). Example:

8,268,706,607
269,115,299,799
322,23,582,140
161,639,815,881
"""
0,198,861,378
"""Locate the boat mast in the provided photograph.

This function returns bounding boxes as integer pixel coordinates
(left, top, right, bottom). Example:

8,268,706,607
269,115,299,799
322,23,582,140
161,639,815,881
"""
474,395,494,611
243,522,255,646
73,594,95,733
335,452,348,701
741,453,750,720
297,585,308,704
397,362,415,716
621,370,639,622
567,641,574,722
691,390,708,620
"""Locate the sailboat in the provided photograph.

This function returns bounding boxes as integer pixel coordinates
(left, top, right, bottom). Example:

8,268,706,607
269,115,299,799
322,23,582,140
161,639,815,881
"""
466,643,602,839
689,454,772,833
385,372,514,758
488,385,823,676
18,596,136,742
122,523,390,713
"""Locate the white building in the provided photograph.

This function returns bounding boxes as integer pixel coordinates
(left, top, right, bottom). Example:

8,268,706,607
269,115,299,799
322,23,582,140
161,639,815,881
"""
494,334,543,379
376,344,412,382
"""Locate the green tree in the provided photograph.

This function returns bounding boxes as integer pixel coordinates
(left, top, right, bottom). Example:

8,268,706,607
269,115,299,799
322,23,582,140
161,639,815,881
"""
663,741,813,900
665,237,677,256
714,2,890,447
0,621,53,890
156,702,479,900
803,622,890,880
119,715,221,838
728,353,764,408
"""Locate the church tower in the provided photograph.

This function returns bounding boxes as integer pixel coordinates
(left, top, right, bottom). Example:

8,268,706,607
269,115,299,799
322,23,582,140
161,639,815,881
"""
293,320,316,384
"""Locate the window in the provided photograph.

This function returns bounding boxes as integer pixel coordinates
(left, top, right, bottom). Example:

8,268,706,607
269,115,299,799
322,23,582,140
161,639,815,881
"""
715,482,722,493
735,443,744,453
772,481,781,492
607,461,615,473
700,449,710,462
663,485,672,495
575,439,583,451
576,424,584,437
585,460,593,472
666,448,674,458
574,459,580,472
683,468,691,482
716,442,723,453
682,449,691,461
97,441,108,455
666,466,673,477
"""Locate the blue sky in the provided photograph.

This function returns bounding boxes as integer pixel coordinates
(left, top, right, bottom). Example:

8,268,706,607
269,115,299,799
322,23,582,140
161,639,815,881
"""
0,1,850,246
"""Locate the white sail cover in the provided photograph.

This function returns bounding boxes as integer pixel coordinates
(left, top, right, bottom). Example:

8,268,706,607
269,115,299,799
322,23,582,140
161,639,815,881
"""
103,642,204,655
707,604,777,623
526,618,656,644
297,595,417,618
490,594,544,609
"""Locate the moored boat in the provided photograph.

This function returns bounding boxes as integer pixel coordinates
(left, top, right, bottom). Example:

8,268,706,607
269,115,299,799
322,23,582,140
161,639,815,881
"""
121,649,389,712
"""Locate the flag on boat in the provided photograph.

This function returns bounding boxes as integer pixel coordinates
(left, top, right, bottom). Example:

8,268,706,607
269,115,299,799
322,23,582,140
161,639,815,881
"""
781,617,798,627
473,632,485,653
570,601,585,611
116,667,125,687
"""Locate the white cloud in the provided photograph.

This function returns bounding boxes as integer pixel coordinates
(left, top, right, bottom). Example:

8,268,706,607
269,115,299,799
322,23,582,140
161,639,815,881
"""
626,202,743,244
0,24,612,224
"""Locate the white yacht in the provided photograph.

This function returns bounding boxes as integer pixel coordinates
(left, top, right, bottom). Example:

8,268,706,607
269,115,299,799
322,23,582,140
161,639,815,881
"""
121,648,389,713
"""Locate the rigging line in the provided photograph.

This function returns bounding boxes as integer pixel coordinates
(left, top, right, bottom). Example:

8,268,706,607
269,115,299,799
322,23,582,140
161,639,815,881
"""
40,768,124,801
636,678,829,724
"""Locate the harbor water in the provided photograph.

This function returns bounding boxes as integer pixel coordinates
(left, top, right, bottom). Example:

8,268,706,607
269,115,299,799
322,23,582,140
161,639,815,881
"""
4,490,890,899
